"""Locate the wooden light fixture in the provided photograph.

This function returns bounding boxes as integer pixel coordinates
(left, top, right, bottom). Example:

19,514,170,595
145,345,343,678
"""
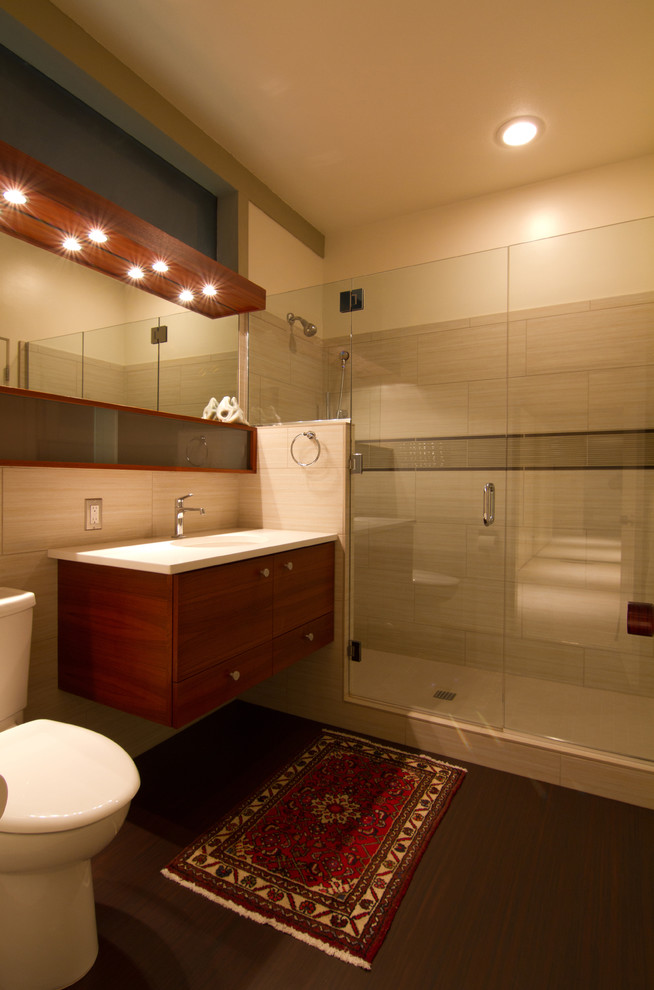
0,140,265,319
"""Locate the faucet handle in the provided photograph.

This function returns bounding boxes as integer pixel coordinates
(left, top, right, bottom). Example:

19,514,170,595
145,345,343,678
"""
176,492,194,506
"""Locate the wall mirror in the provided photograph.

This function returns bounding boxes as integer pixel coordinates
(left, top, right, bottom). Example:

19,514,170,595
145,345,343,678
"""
3,230,241,420
0,141,265,468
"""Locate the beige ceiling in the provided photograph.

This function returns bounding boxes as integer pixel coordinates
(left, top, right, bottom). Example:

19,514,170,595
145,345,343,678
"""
50,0,654,234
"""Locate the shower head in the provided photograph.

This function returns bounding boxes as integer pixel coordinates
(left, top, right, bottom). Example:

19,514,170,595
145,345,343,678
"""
286,312,318,337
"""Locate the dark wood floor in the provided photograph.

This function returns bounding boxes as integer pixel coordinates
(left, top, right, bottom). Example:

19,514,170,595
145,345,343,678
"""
74,701,653,990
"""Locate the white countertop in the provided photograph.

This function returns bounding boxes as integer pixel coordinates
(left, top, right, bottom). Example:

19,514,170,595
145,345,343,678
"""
48,529,338,575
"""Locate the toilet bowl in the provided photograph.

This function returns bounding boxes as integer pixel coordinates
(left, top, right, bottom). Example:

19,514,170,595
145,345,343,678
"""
0,588,140,990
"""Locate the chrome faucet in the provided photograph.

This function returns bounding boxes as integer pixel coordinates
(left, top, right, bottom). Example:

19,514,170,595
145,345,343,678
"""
174,493,205,537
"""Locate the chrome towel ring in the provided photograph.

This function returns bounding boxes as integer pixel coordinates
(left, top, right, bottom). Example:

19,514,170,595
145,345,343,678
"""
290,430,321,467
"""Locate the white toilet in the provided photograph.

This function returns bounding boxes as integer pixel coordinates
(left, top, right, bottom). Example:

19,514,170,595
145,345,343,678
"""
0,587,140,990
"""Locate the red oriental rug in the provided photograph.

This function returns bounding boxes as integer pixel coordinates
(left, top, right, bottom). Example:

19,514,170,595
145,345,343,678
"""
162,730,466,969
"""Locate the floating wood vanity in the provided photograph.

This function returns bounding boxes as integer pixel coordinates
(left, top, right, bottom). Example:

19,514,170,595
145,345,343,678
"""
51,531,336,728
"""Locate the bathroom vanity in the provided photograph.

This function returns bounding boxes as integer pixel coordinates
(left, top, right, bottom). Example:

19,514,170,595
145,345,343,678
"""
50,531,336,728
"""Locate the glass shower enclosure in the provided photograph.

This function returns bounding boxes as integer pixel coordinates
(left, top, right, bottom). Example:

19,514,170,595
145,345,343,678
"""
348,217,653,764
252,216,654,766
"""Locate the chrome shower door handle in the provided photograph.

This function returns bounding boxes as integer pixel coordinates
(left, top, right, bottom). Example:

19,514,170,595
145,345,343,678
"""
483,482,495,527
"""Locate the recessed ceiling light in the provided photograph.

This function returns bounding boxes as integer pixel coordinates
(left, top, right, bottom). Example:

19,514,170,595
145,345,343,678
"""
88,227,107,243
497,116,543,147
62,236,82,252
127,265,145,280
152,260,169,273
3,187,27,204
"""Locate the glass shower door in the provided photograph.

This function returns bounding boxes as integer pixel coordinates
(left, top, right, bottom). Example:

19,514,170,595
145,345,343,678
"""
347,248,509,728
504,218,654,761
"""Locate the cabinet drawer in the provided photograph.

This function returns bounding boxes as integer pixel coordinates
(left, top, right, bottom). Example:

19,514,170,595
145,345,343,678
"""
175,555,274,679
273,611,334,673
273,542,335,637
172,642,273,728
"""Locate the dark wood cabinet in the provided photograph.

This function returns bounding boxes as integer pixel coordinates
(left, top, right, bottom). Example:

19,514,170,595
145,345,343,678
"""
57,541,334,727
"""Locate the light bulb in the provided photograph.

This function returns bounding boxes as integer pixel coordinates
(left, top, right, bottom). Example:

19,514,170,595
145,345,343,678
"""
3,188,27,205
497,116,543,147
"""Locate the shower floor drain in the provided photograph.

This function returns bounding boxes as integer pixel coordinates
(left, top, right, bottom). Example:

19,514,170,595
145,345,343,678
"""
433,689,457,701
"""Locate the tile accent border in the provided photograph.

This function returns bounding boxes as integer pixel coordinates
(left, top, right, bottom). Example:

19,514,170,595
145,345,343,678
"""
357,430,654,471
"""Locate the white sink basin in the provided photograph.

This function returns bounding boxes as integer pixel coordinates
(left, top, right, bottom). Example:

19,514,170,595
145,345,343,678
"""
175,532,270,548
49,530,337,575
78,541,178,560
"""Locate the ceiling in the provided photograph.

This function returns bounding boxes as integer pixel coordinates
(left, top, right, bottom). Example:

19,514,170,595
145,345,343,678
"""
50,0,654,235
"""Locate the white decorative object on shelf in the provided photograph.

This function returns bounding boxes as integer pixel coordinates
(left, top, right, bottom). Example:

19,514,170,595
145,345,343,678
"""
202,396,248,424
202,396,218,419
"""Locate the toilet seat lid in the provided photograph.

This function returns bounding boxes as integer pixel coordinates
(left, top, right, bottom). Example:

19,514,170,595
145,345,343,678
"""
0,720,140,833
0,587,35,616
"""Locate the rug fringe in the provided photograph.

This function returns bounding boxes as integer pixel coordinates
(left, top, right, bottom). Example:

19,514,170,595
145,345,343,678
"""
160,869,372,969
326,728,468,773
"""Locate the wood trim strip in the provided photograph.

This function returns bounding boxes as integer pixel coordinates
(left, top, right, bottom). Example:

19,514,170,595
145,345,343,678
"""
0,139,266,317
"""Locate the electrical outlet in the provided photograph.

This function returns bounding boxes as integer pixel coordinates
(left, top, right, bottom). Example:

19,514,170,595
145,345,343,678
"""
85,498,103,530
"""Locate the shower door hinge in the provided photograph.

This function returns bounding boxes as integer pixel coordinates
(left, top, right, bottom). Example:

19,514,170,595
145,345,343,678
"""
348,640,362,662
339,288,364,313
151,325,168,344
349,452,363,474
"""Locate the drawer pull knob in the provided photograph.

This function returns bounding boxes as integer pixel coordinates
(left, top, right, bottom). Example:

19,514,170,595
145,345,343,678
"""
260,568,270,578
304,632,314,642
284,561,293,571
229,670,241,681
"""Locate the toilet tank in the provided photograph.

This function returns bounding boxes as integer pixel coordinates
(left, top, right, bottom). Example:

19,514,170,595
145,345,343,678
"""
0,588,36,729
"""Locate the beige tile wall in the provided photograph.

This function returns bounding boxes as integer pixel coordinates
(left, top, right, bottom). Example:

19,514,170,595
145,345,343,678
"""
129,352,238,418
352,294,654,441
25,344,239,419
26,344,84,399
248,311,326,424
